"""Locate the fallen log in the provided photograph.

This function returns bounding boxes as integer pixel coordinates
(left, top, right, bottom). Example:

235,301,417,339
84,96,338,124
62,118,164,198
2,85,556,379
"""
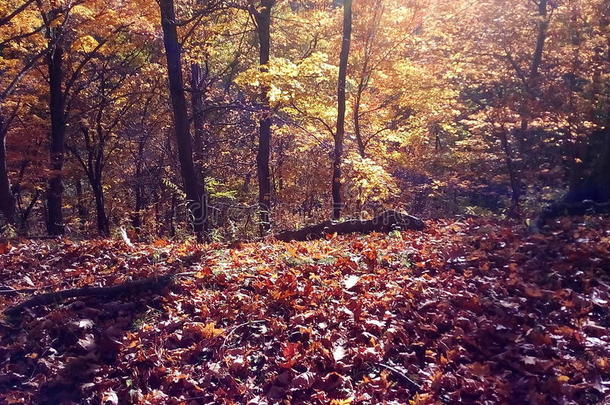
275,210,425,242
3,273,193,317
534,200,610,230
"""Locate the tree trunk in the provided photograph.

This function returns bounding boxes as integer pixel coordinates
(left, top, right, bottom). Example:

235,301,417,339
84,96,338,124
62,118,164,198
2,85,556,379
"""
18,190,39,235
253,0,274,235
132,182,143,231
564,132,610,203
92,180,109,237
0,111,16,226
168,193,176,237
132,136,147,232
529,0,548,81
159,0,205,240
46,41,66,236
332,0,352,220
353,89,366,158
189,63,209,236
564,18,610,204
498,129,521,216
276,138,285,192
517,0,549,154
75,178,87,229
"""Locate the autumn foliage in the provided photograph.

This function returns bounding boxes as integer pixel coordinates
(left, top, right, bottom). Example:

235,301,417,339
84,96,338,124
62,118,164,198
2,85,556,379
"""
1,216,609,403
1,0,610,403
1,0,609,237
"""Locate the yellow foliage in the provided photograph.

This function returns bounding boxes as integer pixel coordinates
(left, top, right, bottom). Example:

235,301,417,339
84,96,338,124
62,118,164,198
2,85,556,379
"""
72,35,99,53
71,4,95,19
344,154,398,205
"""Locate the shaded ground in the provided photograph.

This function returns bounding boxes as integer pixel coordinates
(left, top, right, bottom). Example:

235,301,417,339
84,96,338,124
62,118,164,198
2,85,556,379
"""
0,216,609,404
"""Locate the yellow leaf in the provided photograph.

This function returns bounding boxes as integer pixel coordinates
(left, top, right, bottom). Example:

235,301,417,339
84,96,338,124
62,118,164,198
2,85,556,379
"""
72,35,99,53
200,322,224,339
330,398,353,405
72,4,95,19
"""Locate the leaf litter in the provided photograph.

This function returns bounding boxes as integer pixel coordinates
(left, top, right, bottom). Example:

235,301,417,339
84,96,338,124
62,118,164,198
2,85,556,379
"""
0,216,609,404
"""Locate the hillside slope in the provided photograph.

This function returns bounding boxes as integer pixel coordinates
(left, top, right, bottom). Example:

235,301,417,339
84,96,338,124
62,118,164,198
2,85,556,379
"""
1,217,609,404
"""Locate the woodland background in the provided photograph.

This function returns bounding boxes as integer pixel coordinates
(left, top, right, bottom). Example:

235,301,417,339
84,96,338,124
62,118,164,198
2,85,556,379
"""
0,0,609,240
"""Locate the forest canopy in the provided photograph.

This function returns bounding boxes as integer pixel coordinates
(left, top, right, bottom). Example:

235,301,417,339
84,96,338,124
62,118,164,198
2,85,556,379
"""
0,0,607,239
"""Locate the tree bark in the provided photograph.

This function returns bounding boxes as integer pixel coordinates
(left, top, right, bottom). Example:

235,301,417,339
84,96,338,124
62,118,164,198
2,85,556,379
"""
4,273,185,318
253,0,274,235
275,210,424,242
498,129,521,216
46,39,66,236
564,19,610,204
132,179,143,231
565,127,610,203
75,178,87,229
332,0,352,220
529,0,548,81
190,63,209,235
517,0,549,154
159,0,205,240
353,89,366,158
0,110,16,226
132,130,148,232
534,200,610,230
92,181,109,237
69,124,110,237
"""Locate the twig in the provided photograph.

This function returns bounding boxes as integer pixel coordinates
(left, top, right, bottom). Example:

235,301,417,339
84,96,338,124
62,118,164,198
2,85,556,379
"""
221,319,267,350
0,286,42,295
377,362,421,392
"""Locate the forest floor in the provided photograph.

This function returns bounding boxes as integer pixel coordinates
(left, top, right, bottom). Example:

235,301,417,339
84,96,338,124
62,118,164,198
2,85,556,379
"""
0,216,609,404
